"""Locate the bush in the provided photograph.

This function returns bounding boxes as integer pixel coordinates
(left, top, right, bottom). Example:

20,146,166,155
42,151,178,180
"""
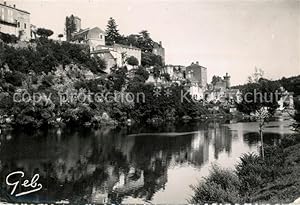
190,165,241,204
0,32,18,44
126,56,139,66
4,72,24,87
235,153,267,195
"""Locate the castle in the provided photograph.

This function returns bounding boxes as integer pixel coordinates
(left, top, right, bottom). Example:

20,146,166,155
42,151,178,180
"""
66,15,143,73
0,1,30,41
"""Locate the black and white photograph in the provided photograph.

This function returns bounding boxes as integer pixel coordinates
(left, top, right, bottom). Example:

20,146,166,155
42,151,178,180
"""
0,0,300,204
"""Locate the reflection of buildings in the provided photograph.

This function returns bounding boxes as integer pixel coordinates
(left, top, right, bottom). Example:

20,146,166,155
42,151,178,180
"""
189,131,209,165
113,170,144,193
208,122,232,159
0,123,234,204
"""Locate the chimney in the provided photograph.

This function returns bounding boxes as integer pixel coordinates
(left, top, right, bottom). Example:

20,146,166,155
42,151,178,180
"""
4,1,6,5
159,41,162,46
196,61,199,65
13,4,16,8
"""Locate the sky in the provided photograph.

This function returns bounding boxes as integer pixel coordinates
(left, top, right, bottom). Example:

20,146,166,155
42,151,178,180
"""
3,0,300,85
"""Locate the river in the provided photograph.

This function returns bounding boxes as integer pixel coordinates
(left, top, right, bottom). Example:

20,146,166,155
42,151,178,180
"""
0,119,296,204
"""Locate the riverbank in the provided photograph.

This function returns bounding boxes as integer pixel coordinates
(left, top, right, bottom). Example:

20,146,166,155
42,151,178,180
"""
190,132,300,204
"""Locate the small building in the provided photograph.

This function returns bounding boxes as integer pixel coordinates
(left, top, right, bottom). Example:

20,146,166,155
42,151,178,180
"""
0,1,30,41
163,65,186,82
111,43,141,67
91,48,122,73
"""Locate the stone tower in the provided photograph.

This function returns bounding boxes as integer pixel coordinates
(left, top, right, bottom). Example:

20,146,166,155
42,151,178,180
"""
66,15,81,41
223,73,231,89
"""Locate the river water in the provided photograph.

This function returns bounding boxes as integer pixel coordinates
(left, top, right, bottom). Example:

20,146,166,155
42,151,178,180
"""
0,119,296,204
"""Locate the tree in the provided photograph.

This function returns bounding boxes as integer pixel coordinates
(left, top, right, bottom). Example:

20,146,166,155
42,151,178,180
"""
138,30,154,52
237,75,281,115
92,56,107,73
0,32,18,44
252,107,270,159
36,28,54,39
126,56,139,66
141,52,162,67
248,67,264,83
237,69,281,160
211,75,222,85
105,17,121,46
161,73,171,81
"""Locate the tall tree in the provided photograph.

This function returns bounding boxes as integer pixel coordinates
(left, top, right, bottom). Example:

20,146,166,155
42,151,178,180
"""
138,30,154,52
105,17,121,46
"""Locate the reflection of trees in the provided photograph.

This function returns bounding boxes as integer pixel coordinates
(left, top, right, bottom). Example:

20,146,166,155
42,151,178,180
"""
208,122,233,159
243,132,282,146
0,121,234,203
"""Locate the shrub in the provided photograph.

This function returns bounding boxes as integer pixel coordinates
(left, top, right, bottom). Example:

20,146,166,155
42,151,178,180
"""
4,72,23,87
126,56,139,66
235,153,267,195
190,165,241,204
0,32,18,44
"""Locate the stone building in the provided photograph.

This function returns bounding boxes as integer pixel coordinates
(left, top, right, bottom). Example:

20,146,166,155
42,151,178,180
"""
186,62,207,89
91,43,142,73
67,15,142,73
185,62,208,99
0,1,30,41
72,27,106,51
112,43,141,66
163,65,186,82
152,41,165,65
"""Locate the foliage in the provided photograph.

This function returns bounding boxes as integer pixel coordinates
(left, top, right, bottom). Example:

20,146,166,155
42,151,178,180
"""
211,75,222,85
126,56,139,66
0,32,18,44
248,67,264,83
293,98,300,125
105,17,121,46
0,39,100,74
277,75,300,96
192,135,300,203
237,78,281,115
235,153,267,196
190,166,241,204
161,73,171,81
36,28,54,38
141,52,163,67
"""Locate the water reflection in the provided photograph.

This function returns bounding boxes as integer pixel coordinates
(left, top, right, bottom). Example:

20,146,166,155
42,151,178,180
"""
0,120,293,204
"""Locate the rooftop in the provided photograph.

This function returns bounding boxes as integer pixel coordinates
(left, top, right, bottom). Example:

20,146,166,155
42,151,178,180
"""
0,2,30,14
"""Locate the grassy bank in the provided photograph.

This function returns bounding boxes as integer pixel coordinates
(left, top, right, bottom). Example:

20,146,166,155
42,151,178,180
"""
190,134,300,204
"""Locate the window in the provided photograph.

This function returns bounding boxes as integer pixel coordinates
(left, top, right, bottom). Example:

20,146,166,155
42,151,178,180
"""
24,23,26,29
1,8,4,20
17,22,20,27
100,34,102,39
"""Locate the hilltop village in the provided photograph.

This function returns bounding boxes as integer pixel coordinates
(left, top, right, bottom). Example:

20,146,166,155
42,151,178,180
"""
0,2,297,128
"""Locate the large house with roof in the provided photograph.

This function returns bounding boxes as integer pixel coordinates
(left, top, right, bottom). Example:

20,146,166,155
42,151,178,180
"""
0,1,30,41
72,27,106,51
